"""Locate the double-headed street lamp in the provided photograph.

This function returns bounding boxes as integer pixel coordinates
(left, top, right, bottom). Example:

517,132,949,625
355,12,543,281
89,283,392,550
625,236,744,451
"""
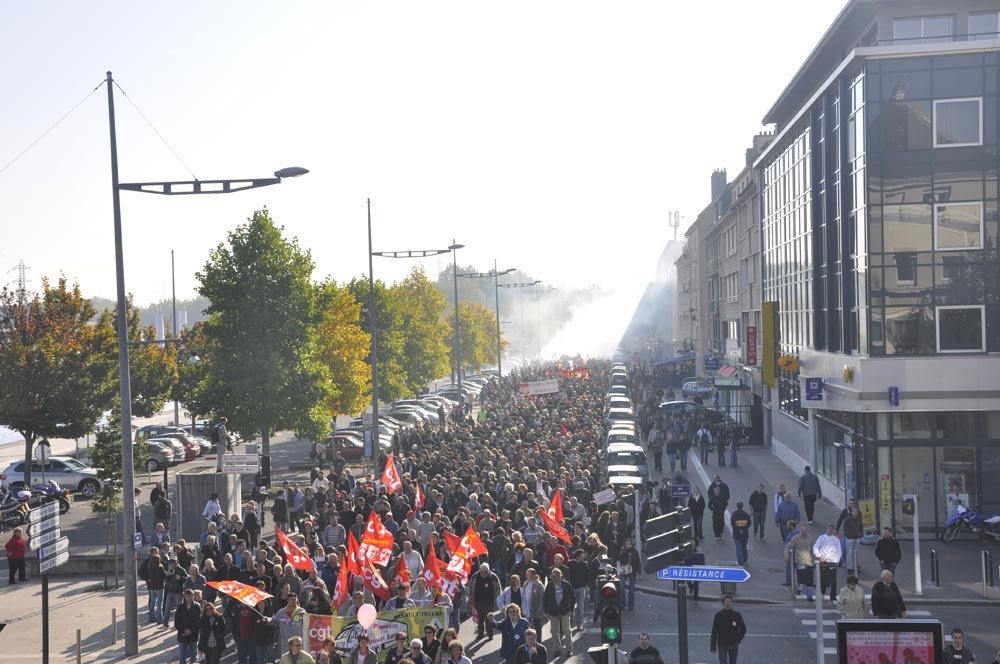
365,199,462,445
498,279,542,358
105,71,308,655
456,260,515,376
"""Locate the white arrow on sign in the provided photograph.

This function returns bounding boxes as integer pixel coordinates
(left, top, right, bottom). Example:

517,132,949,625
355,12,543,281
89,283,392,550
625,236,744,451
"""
28,501,60,524
27,513,60,538
39,550,69,573
38,536,69,560
29,527,61,551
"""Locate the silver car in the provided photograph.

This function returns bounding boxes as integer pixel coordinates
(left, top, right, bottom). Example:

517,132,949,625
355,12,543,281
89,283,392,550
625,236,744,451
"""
0,456,103,497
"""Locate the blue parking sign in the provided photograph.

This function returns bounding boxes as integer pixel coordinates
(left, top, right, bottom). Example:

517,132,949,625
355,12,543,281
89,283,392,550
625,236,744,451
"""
804,377,823,401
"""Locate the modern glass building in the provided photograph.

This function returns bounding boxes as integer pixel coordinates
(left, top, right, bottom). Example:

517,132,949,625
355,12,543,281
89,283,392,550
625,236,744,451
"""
756,0,1000,535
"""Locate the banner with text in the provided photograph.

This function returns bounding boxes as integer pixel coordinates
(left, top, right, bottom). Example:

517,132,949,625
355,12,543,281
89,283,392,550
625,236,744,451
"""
519,379,560,396
305,606,449,658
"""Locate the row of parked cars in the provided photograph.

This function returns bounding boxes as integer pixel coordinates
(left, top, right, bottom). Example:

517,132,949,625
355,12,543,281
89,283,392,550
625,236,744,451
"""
602,363,650,490
332,372,500,459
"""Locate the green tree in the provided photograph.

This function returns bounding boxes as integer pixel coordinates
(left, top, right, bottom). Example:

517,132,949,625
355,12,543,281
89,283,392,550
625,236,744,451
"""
448,301,503,373
171,322,212,424
314,279,371,417
395,266,450,395
348,278,408,403
88,407,147,514
195,208,330,453
0,277,117,485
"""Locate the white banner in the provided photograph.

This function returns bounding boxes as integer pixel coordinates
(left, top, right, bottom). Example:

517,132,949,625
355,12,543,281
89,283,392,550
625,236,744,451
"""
593,488,616,505
519,379,560,396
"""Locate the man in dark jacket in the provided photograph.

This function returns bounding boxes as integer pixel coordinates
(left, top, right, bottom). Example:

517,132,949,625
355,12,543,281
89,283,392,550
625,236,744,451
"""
748,484,768,542
469,563,502,640
567,549,590,630
542,568,575,657
730,502,752,566
871,570,907,619
875,526,902,574
174,588,202,664
513,629,547,664
797,466,822,525
710,595,746,664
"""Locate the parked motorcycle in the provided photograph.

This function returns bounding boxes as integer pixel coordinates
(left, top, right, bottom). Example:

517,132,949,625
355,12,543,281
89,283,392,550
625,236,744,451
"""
941,502,1000,544
0,487,31,531
27,480,72,514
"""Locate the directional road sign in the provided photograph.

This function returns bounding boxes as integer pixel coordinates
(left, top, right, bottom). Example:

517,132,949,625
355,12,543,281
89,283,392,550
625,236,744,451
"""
134,532,143,549
221,453,259,474
39,550,69,573
669,483,692,499
27,513,60,538
30,527,61,551
28,501,60,523
657,565,752,583
38,536,70,560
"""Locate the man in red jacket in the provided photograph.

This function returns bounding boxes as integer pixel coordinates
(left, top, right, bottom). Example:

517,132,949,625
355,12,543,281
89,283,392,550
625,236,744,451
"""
5,527,27,584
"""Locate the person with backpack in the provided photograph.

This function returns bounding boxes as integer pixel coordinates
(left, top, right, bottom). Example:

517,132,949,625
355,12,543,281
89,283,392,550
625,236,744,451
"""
213,417,232,473
697,426,713,465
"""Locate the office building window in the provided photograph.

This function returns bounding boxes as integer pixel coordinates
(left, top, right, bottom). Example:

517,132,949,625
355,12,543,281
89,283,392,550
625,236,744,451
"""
933,98,982,147
934,202,983,250
893,16,954,44
894,252,917,285
969,12,999,39
936,306,985,353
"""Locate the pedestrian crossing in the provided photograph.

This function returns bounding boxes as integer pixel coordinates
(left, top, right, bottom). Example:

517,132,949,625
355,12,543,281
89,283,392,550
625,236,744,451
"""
793,607,934,657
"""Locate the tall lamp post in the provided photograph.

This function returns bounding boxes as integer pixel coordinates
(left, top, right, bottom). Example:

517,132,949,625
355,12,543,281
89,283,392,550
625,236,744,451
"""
456,260,515,375
498,279,541,359
106,71,308,655
366,199,461,449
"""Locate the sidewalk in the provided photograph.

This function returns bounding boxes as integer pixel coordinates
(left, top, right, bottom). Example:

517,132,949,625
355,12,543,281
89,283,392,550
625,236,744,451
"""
636,446,1000,606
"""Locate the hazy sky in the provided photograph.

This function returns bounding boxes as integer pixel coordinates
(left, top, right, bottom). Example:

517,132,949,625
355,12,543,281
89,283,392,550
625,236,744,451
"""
0,1,845,306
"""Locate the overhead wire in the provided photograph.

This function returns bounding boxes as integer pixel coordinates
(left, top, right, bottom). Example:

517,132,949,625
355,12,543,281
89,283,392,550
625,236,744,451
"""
0,79,105,179
113,79,198,181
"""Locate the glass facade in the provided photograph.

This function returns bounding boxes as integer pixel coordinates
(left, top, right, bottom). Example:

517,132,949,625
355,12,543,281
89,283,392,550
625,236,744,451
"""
866,53,1000,356
761,124,812,421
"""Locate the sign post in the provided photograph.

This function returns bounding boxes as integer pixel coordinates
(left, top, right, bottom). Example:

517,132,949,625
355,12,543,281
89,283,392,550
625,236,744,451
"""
29,503,70,664
220,453,260,475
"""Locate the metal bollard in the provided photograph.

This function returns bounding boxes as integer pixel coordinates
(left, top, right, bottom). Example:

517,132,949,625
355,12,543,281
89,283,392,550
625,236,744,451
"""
112,608,117,645
930,549,939,587
982,550,993,598
77,629,82,664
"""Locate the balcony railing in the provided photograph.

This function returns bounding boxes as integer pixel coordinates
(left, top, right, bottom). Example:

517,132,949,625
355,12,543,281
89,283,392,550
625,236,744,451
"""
875,31,1000,47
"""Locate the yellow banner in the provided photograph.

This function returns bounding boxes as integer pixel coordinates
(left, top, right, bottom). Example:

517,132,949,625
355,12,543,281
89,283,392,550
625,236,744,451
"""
305,606,449,658
859,499,876,529
880,474,892,514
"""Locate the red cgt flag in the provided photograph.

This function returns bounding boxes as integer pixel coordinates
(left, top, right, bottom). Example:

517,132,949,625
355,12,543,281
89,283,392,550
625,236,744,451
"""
275,527,314,571
414,484,424,511
363,563,391,601
346,531,362,576
381,454,402,494
393,556,411,587
332,561,350,610
547,489,565,523
537,506,572,545
208,580,272,611
359,512,394,567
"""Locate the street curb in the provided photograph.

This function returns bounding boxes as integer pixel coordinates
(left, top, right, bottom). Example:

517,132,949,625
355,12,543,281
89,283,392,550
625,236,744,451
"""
637,585,1000,607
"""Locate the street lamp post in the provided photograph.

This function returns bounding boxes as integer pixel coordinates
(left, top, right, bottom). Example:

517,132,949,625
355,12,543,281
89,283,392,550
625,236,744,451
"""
105,71,307,655
450,241,462,399
366,199,461,447
456,261,515,375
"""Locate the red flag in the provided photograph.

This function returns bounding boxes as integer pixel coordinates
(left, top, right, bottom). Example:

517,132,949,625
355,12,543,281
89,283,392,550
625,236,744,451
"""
559,422,569,437
460,526,489,559
422,545,442,589
443,530,463,557
275,527,314,571
393,556,411,586
422,546,459,600
332,561,350,610
346,531,362,576
547,489,565,523
445,526,489,581
414,484,424,512
537,506,572,545
359,512,394,567
208,580,272,610
381,454,402,494
363,563,391,601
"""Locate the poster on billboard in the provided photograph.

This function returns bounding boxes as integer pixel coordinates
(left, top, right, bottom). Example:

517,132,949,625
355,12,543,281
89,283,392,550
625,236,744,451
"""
836,620,943,664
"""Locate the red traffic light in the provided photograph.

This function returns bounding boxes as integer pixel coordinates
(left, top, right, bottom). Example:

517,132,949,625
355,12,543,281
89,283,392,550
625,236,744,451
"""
600,581,618,600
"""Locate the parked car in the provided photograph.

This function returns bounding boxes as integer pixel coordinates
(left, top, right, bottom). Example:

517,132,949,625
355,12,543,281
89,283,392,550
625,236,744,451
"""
605,406,635,426
606,430,637,447
386,410,431,426
0,456,103,497
606,464,646,481
147,436,187,462
682,381,714,400
137,426,201,459
605,445,649,477
144,440,176,471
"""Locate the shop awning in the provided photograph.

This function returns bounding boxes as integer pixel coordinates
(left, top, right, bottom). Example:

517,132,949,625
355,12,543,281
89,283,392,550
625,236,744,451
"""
716,364,739,378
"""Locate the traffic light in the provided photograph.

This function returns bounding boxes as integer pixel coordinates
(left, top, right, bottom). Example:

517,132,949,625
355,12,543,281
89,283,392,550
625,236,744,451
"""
598,577,622,645
643,507,694,573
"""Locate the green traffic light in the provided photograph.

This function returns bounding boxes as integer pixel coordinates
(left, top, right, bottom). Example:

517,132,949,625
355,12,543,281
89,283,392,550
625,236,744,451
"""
603,627,621,641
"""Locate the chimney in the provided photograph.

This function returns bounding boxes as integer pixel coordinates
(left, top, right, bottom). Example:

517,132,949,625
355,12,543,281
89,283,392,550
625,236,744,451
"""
711,169,727,202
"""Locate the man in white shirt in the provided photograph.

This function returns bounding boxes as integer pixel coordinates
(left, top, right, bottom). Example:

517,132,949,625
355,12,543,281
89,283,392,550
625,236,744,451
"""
813,524,843,602
401,540,424,579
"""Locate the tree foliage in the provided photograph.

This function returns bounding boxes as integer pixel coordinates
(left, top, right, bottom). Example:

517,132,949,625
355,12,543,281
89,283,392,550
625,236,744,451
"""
0,277,117,485
447,300,504,373
395,266,450,396
348,278,408,403
314,279,371,417
88,407,147,514
195,208,330,451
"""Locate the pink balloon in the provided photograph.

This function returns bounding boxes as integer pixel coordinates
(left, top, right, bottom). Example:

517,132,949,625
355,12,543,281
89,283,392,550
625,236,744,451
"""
357,603,377,629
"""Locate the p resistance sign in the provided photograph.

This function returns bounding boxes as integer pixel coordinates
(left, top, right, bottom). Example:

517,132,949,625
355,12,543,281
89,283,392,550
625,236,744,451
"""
657,566,751,583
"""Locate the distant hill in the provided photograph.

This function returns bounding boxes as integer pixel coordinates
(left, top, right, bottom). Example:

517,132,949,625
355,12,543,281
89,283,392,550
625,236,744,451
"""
91,296,210,331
